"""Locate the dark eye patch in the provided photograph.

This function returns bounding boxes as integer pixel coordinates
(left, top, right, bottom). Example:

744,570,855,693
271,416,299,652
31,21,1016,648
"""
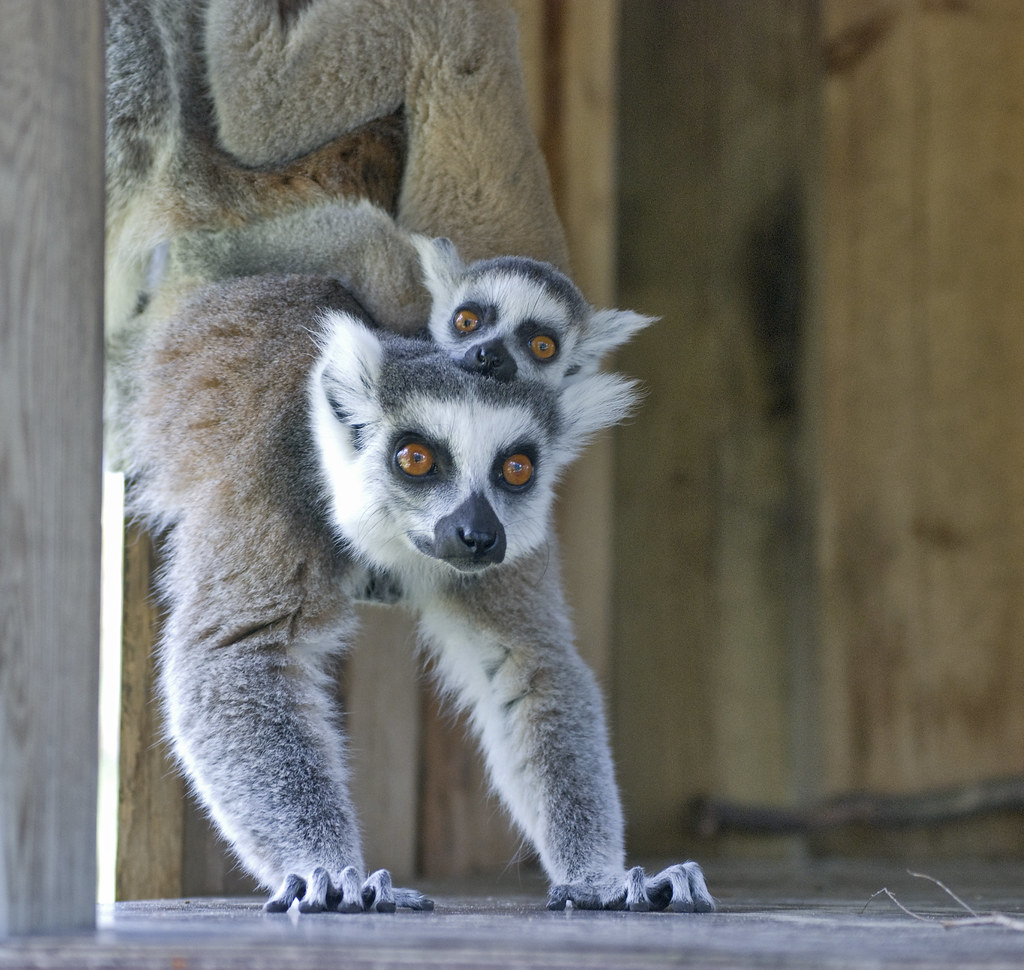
492,444,538,491
515,320,561,362
451,302,496,337
389,432,453,485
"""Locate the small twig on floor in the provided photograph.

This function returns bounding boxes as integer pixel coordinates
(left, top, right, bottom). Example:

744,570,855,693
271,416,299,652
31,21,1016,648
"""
907,871,1024,932
862,887,935,923
862,871,1024,932
938,914,1024,931
906,870,979,917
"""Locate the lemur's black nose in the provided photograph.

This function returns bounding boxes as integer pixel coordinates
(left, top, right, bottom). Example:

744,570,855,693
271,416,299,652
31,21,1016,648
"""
432,493,506,568
461,339,517,382
457,523,499,556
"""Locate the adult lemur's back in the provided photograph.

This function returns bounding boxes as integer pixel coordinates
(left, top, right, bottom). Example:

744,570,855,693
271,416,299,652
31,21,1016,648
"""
105,0,561,337
107,0,713,914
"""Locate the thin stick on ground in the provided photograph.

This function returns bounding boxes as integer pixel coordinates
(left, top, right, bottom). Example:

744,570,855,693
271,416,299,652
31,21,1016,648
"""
907,871,1024,932
862,887,936,924
863,871,1024,932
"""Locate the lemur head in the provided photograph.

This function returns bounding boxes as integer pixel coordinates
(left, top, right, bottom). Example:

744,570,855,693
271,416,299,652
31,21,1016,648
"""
310,311,638,583
412,236,655,386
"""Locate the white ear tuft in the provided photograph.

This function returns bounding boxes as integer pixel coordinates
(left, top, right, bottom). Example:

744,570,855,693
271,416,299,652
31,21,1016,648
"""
314,310,384,427
572,309,658,377
411,234,465,302
557,371,642,459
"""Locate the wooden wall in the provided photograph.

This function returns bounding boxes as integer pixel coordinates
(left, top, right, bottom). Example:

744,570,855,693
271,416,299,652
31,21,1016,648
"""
0,1,105,933
817,0,1024,852
614,0,1024,860
613,0,822,858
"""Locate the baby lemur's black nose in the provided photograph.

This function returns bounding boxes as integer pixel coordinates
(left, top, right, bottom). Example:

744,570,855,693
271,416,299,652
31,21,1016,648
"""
433,493,506,567
462,339,517,382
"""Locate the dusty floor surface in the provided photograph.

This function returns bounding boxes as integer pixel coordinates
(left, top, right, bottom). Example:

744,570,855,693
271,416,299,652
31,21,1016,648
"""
2,860,1024,968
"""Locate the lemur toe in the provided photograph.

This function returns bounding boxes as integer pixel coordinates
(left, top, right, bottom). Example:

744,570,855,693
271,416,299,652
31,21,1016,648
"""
263,872,306,913
547,862,714,913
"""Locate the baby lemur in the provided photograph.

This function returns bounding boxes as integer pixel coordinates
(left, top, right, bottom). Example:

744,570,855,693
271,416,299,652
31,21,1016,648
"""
106,0,712,913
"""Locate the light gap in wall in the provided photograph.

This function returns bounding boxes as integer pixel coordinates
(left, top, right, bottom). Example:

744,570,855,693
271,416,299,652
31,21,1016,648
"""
98,470,125,904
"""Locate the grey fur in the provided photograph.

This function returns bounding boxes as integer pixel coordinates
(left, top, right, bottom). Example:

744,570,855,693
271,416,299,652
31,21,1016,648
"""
107,0,713,915
166,202,431,335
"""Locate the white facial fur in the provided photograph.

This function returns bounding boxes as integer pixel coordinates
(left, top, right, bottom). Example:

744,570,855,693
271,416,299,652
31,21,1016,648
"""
310,310,637,588
412,235,656,386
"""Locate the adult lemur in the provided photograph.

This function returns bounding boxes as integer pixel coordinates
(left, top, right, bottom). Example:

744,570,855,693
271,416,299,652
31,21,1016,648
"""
107,0,713,913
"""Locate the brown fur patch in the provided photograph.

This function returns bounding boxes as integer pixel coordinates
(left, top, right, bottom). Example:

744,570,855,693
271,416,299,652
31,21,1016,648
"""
159,112,406,235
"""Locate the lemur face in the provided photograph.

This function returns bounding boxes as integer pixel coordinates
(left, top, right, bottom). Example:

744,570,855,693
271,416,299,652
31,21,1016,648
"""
413,237,656,387
433,256,587,385
374,398,550,573
310,311,637,582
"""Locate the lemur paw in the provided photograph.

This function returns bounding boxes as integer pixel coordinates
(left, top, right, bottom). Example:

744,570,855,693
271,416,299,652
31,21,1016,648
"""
546,863,714,913
264,867,434,914
348,565,404,605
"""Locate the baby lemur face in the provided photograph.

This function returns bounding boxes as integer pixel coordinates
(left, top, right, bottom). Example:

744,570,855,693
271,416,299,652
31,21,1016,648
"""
310,310,637,584
413,237,655,387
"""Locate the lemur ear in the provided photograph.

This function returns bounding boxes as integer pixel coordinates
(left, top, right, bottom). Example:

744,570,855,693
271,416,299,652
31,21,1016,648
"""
411,234,465,302
571,309,658,377
315,310,384,427
557,371,642,461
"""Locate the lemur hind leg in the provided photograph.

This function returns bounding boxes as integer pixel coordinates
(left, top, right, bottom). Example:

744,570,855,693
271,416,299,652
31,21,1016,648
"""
203,0,567,265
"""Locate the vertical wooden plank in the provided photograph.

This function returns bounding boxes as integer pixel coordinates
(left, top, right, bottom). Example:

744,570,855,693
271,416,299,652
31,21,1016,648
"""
180,792,260,895
913,2,1024,794
613,1,821,856
820,0,923,800
116,526,185,900
820,0,1024,810
417,693,521,877
0,0,104,934
345,606,422,883
510,0,548,136
613,4,719,856
705,0,824,835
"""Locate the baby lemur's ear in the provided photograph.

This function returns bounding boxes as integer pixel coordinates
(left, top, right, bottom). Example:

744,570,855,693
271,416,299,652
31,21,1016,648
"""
314,310,385,428
411,234,466,303
571,309,658,378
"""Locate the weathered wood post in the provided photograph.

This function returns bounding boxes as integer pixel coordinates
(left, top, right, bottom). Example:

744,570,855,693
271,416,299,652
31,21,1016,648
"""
0,0,105,935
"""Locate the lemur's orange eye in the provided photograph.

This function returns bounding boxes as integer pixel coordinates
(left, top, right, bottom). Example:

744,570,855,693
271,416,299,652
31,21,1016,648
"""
396,442,435,477
454,308,479,333
528,334,557,360
502,453,534,487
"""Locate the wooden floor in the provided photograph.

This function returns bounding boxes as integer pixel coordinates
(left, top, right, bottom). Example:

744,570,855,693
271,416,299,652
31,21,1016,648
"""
3,860,1024,968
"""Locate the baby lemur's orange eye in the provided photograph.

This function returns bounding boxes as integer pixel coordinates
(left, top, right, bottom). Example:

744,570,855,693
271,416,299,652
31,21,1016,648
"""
454,308,479,333
502,453,533,487
396,442,435,477
528,334,557,360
